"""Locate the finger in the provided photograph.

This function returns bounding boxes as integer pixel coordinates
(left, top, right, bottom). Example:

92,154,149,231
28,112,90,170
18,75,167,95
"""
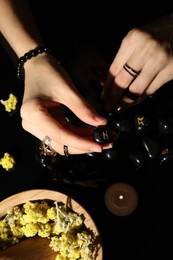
102,64,141,112
113,65,155,112
101,38,142,111
130,58,173,96
22,119,113,155
53,81,107,127
104,45,168,112
146,64,173,94
21,103,113,154
22,116,104,153
101,35,134,101
105,45,133,85
114,58,169,112
21,99,104,149
124,54,168,96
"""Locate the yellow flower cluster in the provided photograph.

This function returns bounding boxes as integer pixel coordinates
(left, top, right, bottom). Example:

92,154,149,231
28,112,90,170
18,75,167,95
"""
0,200,96,260
0,93,18,112
0,92,17,172
0,152,15,171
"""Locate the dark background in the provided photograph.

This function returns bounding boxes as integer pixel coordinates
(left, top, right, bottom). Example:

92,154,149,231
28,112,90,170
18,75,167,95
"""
1,1,173,259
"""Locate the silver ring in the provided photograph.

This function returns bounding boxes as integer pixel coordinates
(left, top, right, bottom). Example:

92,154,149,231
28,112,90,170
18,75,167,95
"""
39,136,57,157
64,145,69,157
123,63,140,78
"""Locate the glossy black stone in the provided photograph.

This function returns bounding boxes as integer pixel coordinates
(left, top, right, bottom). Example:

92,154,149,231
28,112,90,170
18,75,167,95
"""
142,136,160,159
113,118,133,133
93,125,113,144
129,149,148,169
103,148,119,161
86,152,101,158
157,116,173,134
134,115,151,132
160,147,173,164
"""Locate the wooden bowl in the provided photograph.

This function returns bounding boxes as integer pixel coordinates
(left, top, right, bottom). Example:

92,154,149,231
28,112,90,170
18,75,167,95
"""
0,189,103,260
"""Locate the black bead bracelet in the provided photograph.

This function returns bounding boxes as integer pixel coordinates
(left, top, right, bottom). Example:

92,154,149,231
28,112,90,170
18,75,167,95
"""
16,46,52,81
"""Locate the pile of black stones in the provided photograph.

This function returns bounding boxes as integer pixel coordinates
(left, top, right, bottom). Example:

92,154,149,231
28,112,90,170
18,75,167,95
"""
36,82,173,189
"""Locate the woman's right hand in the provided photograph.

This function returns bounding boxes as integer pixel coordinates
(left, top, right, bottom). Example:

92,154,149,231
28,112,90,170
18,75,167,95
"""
101,13,173,112
20,53,112,156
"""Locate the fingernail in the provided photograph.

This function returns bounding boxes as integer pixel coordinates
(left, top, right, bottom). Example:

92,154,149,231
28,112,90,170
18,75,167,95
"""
103,143,113,150
90,147,102,153
94,115,107,123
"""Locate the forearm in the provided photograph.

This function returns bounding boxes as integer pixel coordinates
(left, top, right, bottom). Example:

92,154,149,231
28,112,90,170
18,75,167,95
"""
0,0,44,57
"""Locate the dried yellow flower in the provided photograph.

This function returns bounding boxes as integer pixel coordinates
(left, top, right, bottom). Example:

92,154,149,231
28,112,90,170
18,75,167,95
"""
0,93,18,112
0,152,15,171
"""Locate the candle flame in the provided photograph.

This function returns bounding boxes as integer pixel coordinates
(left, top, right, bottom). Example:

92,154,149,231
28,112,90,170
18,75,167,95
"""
119,195,124,200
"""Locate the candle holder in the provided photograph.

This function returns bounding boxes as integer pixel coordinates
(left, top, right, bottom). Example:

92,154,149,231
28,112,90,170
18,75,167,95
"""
104,182,139,216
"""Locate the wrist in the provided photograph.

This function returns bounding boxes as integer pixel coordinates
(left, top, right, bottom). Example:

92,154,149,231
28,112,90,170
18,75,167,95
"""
16,46,52,81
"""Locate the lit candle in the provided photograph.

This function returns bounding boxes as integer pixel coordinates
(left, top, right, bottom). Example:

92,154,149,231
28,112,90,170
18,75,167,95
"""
104,182,138,216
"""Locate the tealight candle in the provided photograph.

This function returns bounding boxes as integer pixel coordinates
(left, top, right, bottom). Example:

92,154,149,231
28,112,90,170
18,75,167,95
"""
104,182,138,216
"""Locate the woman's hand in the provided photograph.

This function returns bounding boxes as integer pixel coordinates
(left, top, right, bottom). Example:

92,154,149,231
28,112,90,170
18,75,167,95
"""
20,53,112,156
101,13,173,112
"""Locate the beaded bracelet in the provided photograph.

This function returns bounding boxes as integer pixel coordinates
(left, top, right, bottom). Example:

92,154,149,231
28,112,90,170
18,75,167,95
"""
16,46,52,81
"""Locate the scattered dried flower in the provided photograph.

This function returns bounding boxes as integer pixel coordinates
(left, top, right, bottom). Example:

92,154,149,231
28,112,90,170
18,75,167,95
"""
0,93,18,112
0,152,16,171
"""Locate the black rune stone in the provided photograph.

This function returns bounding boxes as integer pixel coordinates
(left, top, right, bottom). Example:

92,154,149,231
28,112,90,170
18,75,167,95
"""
94,125,113,144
